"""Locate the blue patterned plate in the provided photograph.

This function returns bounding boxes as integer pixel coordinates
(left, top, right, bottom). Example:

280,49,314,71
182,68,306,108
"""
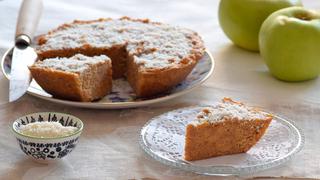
1,50,214,109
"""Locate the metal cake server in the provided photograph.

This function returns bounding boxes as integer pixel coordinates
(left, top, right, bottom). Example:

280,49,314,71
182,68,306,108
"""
9,0,43,102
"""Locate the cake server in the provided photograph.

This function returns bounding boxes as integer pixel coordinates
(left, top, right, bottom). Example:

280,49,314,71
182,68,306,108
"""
9,0,43,102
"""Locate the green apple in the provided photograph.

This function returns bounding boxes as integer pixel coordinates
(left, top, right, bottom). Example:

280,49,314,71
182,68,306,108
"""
218,0,302,51
259,7,320,81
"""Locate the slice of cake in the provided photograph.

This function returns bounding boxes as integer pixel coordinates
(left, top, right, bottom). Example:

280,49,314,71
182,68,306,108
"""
29,54,112,102
35,17,205,98
184,98,273,161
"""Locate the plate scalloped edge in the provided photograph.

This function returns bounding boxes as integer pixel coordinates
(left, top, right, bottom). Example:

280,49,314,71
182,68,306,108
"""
139,106,304,176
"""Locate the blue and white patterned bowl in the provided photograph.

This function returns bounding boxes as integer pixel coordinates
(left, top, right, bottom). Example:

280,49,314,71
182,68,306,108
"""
12,112,83,163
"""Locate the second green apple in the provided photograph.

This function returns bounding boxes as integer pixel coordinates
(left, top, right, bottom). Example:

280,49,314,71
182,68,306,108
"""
218,0,302,51
259,7,320,81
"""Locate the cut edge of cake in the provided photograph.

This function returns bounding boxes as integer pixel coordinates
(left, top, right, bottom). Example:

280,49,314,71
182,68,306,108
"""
184,98,273,161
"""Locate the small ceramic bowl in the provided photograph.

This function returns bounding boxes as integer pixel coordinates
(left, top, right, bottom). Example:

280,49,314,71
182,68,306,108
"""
12,112,83,163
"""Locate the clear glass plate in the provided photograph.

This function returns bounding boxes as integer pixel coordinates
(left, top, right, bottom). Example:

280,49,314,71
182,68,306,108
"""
139,106,304,175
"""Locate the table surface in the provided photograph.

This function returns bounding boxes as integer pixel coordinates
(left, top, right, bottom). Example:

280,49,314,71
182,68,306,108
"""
0,0,320,179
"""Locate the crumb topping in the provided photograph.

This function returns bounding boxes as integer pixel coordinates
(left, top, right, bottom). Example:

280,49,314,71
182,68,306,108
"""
193,98,270,125
33,54,110,73
36,17,204,69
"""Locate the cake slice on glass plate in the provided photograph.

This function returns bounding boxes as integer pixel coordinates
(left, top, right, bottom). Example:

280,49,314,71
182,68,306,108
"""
184,98,273,161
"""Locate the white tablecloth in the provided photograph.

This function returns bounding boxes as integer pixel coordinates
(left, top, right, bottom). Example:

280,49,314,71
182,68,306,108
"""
0,0,320,179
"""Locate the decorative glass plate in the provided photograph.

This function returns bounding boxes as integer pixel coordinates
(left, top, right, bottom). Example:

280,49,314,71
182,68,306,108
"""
139,106,304,175
1,50,214,109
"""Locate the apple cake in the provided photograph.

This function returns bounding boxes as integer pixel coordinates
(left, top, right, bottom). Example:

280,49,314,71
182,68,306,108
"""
184,98,273,161
29,54,112,102
33,17,205,100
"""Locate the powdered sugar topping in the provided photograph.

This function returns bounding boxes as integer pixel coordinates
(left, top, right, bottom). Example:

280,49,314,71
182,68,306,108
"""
194,101,270,125
37,18,203,68
34,54,110,73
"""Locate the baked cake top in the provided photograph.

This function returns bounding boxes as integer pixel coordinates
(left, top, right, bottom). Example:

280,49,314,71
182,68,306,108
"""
193,98,272,125
36,17,205,69
33,54,110,73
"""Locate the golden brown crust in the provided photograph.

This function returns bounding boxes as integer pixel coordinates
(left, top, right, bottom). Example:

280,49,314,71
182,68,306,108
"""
29,67,84,101
184,104,273,161
29,60,112,102
127,55,197,97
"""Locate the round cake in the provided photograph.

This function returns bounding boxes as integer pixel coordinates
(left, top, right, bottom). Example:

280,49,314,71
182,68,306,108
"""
31,17,205,101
